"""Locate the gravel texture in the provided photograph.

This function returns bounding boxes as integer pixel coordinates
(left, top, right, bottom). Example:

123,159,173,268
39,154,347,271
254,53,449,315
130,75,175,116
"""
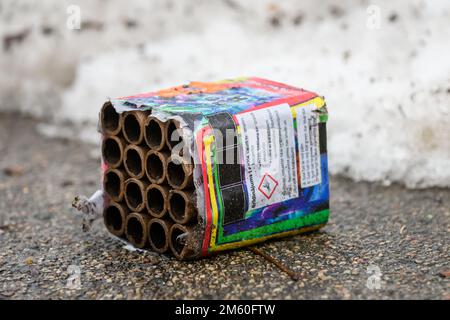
0,113,448,300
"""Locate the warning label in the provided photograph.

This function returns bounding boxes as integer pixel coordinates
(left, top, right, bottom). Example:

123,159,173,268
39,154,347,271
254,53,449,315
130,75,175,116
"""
297,104,322,188
235,103,299,210
258,173,279,199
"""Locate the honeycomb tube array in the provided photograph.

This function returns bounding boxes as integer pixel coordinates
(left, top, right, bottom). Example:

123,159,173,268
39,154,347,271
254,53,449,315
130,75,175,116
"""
101,108,197,259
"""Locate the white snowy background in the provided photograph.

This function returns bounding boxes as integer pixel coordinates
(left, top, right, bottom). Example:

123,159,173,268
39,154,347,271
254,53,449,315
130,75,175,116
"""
1,0,449,188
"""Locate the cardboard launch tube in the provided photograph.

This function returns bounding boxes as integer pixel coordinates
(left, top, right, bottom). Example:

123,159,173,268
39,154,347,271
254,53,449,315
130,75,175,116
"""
103,201,129,237
144,116,167,151
103,168,128,202
165,119,184,150
124,144,149,179
169,224,195,260
100,101,121,136
166,156,194,190
148,218,173,253
102,135,125,169
145,184,169,218
145,150,168,184
168,189,197,224
122,111,148,145
124,178,149,212
125,213,150,249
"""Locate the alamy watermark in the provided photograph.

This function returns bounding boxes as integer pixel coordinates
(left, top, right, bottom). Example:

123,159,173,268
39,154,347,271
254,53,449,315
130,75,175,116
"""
366,5,381,30
66,5,81,30
66,265,82,289
366,264,382,290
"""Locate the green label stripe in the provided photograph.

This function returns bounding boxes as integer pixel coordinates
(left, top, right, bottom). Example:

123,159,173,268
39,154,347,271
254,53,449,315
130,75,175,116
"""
319,113,328,123
212,143,226,243
218,209,329,244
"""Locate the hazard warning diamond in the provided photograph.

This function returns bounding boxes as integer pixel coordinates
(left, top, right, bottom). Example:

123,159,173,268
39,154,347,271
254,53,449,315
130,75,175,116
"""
258,173,279,200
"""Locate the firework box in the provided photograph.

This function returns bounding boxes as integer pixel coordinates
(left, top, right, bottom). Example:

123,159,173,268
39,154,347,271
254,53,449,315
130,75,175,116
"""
106,77,329,258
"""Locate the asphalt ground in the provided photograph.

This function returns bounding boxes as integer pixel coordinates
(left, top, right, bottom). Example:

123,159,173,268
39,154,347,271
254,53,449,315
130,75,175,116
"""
0,113,448,299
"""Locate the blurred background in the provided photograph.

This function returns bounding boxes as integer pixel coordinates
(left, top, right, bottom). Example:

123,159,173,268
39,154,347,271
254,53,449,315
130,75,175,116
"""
0,0,449,187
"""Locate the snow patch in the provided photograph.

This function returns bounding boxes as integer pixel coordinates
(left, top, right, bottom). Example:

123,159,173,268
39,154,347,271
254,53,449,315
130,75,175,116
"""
1,0,449,188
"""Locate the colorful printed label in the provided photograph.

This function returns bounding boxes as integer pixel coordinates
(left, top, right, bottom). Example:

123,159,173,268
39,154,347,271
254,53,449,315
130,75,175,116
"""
198,96,330,255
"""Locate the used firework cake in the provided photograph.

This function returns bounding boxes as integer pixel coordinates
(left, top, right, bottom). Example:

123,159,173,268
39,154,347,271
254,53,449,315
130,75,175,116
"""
97,77,329,260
